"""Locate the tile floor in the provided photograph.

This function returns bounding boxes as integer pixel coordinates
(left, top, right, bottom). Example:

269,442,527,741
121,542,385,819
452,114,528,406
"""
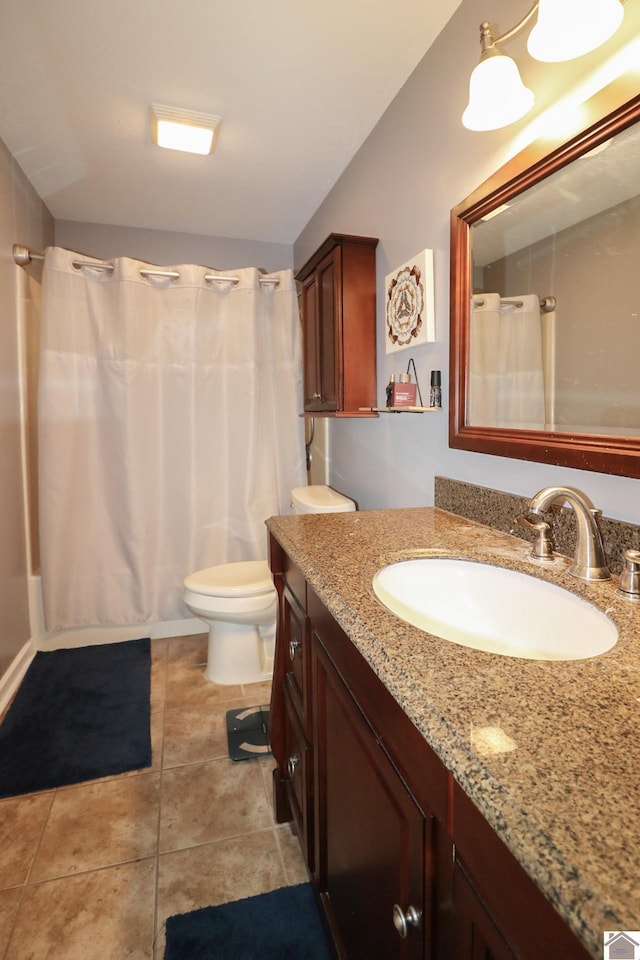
0,634,308,959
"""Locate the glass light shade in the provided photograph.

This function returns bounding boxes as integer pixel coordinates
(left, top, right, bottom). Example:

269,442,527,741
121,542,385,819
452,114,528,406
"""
462,54,535,131
527,0,624,62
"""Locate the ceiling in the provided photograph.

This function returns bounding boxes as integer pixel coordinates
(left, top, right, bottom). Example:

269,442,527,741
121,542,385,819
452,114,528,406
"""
473,123,640,265
0,0,462,245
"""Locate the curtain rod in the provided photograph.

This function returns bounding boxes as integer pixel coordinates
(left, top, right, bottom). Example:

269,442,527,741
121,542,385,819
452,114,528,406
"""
473,295,556,313
12,244,280,286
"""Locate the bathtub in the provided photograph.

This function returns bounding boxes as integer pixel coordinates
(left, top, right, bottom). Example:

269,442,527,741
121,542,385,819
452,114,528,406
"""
28,574,204,651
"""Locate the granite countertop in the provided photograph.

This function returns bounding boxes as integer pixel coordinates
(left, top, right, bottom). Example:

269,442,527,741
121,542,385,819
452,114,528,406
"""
266,506,640,959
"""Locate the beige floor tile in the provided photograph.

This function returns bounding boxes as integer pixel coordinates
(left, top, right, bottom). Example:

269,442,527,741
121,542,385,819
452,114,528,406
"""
7,859,156,960
165,659,243,709
276,824,310,886
162,702,230,768
258,757,279,825
30,772,160,882
150,708,164,771
240,679,272,702
159,758,271,853
150,639,168,714
0,888,22,956
0,634,293,958
167,634,208,664
151,637,169,659
0,793,53,890
156,829,287,957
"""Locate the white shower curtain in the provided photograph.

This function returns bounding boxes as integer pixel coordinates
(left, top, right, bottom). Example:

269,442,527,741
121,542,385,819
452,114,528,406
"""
468,293,545,429
38,247,306,632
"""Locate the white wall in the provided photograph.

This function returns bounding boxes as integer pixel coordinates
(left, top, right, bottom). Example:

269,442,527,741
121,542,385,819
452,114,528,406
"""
56,220,292,273
294,0,640,524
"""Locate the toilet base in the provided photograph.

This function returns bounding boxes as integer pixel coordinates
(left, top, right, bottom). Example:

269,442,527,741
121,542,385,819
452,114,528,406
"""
205,619,275,686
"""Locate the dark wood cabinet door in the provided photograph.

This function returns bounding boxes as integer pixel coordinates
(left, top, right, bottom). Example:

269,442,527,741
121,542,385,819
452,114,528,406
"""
296,233,377,416
314,633,427,960
301,248,339,413
452,863,516,960
301,271,322,410
316,249,339,411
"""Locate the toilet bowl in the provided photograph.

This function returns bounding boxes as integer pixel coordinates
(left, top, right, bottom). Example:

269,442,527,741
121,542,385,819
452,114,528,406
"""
184,561,277,685
183,485,356,685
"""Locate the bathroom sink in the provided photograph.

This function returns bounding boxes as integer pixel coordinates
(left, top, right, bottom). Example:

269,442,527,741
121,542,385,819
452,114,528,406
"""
372,558,618,661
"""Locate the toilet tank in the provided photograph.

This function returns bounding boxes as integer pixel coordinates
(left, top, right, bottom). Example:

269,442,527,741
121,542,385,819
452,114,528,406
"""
290,484,356,514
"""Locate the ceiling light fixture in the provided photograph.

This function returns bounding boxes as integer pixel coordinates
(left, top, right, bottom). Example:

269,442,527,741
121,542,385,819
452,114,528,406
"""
151,104,222,155
462,0,625,132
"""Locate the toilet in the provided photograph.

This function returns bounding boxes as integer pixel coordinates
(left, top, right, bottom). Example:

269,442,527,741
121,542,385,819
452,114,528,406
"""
183,484,356,685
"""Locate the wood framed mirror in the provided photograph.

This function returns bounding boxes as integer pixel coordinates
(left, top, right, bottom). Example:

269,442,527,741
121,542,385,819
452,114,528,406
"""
449,73,640,478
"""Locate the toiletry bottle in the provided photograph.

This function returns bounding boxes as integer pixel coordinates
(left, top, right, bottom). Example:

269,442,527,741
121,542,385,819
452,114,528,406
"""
430,370,442,408
386,375,395,407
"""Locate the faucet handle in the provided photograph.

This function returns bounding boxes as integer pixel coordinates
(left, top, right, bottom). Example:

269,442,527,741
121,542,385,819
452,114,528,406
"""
618,549,640,601
515,515,555,562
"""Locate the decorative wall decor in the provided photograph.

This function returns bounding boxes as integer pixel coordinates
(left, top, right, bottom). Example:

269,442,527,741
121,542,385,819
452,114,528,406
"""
384,249,435,353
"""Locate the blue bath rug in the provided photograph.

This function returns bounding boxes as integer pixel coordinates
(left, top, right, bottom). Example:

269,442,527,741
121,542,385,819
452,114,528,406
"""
0,638,152,798
164,883,334,960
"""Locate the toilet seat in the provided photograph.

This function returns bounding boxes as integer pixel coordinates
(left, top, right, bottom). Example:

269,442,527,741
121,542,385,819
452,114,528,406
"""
184,561,274,598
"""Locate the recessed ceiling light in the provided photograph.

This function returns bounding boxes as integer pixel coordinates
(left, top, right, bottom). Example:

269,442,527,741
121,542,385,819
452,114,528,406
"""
151,104,221,156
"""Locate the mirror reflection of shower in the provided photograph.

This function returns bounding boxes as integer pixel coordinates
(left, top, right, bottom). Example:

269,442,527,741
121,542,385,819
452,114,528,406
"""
305,416,329,485
305,417,314,473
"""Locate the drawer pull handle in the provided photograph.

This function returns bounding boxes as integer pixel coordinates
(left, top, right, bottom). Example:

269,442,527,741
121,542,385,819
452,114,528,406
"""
287,756,299,779
289,638,301,660
392,904,421,938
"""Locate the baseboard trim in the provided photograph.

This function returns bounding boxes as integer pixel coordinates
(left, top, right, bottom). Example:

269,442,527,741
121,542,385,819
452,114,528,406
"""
0,638,37,716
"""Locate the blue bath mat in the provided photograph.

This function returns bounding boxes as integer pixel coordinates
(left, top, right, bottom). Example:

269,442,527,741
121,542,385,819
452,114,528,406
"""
0,638,152,797
164,883,334,960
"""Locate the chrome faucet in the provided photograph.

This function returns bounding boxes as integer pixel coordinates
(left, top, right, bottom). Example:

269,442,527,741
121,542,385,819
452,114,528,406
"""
528,485,611,581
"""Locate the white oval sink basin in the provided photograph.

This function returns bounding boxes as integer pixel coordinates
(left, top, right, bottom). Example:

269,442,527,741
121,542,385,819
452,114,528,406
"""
372,558,618,661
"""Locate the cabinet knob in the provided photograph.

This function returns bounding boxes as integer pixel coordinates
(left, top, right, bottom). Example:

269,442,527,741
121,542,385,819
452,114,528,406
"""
392,904,422,938
287,755,299,779
289,638,301,660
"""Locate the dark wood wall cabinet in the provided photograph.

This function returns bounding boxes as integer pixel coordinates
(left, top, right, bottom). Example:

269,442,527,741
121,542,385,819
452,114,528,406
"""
295,233,378,417
268,534,591,960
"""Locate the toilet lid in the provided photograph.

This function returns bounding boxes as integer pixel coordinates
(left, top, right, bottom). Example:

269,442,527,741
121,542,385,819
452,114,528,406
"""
184,560,274,598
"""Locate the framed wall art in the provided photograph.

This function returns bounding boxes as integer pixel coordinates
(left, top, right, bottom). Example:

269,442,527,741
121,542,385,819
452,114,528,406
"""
384,248,435,353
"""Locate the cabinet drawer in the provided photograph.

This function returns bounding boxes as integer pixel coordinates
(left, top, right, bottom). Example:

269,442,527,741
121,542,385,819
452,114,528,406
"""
282,554,306,610
282,585,308,723
283,684,314,870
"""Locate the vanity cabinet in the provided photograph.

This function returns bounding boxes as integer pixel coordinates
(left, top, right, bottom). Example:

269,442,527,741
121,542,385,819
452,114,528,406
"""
450,782,590,960
269,546,315,870
452,863,515,960
311,592,433,960
268,533,592,960
295,233,378,417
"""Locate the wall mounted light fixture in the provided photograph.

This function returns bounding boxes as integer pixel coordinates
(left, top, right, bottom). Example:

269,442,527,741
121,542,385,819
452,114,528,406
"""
151,104,222,155
462,0,625,131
